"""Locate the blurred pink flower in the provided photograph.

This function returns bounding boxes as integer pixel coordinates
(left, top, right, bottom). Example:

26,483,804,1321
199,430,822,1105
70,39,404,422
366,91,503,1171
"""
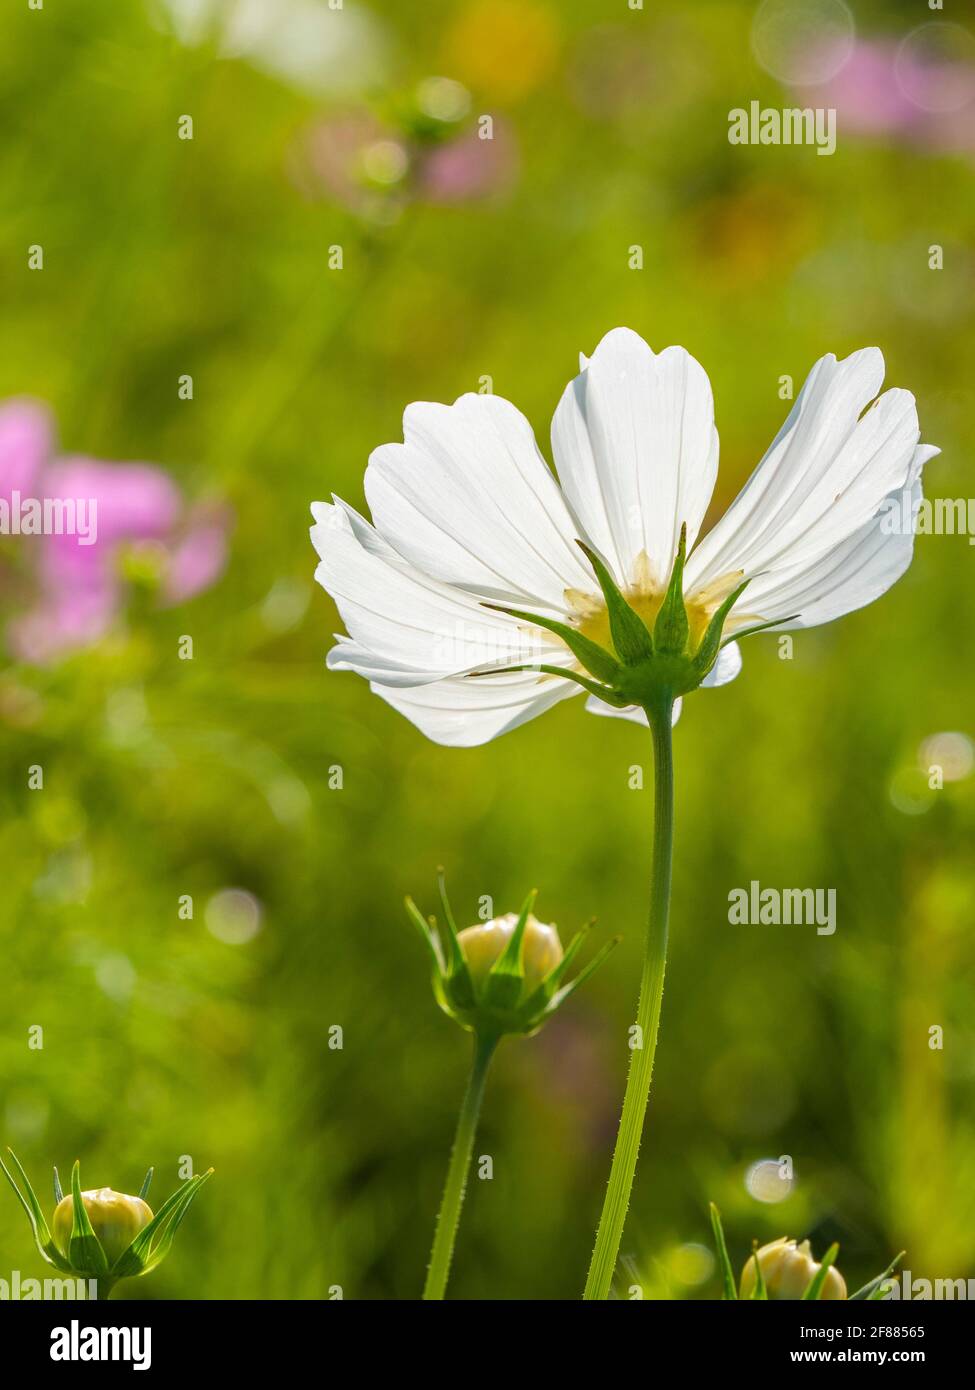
291,106,517,219
419,123,517,203
793,35,975,155
0,400,51,504
0,400,230,663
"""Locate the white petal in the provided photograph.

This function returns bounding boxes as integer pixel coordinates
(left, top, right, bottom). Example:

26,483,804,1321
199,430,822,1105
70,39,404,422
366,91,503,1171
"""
686,348,921,592
584,696,684,726
372,669,578,747
311,500,563,684
551,327,719,589
742,447,936,630
364,393,592,612
701,640,742,687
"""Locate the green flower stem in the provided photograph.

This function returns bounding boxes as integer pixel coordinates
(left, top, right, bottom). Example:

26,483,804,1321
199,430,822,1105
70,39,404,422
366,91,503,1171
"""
584,694,675,1301
423,1030,499,1300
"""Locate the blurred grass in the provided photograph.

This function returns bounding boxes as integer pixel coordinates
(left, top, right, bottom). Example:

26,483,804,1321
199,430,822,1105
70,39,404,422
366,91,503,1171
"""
1,0,973,1298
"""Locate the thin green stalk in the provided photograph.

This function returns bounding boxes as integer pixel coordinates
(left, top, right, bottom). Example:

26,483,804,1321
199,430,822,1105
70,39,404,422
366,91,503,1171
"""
423,1030,499,1300
584,695,675,1300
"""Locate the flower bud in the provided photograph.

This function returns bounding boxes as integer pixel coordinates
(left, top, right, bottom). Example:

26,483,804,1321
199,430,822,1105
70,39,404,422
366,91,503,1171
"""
407,877,618,1039
740,1237,847,1300
53,1188,152,1266
457,913,562,992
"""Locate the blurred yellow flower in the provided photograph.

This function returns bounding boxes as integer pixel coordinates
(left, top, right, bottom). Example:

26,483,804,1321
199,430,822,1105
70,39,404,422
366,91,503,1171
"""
443,0,559,103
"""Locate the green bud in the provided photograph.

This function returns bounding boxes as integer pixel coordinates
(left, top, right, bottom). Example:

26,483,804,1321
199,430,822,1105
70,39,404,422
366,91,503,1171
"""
407,876,619,1040
2,1149,213,1297
458,913,562,993
740,1237,847,1301
53,1188,152,1267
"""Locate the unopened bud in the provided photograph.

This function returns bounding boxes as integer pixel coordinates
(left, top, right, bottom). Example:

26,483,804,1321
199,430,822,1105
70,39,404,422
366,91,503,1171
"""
740,1237,847,1300
457,913,562,992
53,1188,152,1266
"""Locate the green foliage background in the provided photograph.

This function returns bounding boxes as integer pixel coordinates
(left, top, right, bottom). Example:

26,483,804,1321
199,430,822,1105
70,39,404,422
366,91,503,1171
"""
1,0,973,1299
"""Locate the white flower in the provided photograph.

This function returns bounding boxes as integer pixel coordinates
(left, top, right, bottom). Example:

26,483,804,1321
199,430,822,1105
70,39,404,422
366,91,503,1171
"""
311,328,937,746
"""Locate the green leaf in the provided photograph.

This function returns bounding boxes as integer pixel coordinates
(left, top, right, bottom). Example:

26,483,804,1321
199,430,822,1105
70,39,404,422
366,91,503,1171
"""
849,1252,904,1301
653,524,689,655
802,1242,840,1300
111,1170,214,1280
138,1167,154,1202
1,1149,75,1274
481,603,621,685
709,1203,738,1300
53,1165,63,1205
576,540,653,664
68,1160,109,1278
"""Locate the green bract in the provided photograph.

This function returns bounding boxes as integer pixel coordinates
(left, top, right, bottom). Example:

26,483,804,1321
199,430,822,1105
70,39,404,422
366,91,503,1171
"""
484,527,789,713
1,1149,213,1300
407,875,619,1039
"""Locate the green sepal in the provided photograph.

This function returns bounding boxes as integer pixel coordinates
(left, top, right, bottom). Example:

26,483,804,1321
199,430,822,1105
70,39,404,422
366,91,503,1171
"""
688,577,749,681
138,1167,154,1201
849,1251,904,1301
720,614,798,648
434,872,477,1010
469,662,630,706
405,895,446,975
481,603,621,686
53,1165,63,1205
1,1149,75,1274
802,1241,840,1300
576,541,653,664
653,524,690,656
536,922,592,996
68,1160,109,1278
544,934,620,1013
709,1203,738,1300
111,1170,214,1280
484,891,536,1009
748,1239,768,1299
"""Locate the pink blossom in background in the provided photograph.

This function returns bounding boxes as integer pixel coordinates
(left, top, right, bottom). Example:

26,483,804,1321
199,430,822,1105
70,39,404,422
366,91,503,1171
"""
792,34,975,156
0,400,230,664
419,122,517,204
0,400,50,505
291,106,518,219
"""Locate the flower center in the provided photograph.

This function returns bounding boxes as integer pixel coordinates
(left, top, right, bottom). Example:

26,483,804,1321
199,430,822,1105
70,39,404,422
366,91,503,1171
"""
562,562,755,659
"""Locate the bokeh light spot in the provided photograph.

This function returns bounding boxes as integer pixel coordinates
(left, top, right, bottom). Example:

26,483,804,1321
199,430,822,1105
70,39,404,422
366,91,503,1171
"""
205,888,263,945
751,0,855,85
919,730,974,783
895,23,975,115
746,1157,795,1203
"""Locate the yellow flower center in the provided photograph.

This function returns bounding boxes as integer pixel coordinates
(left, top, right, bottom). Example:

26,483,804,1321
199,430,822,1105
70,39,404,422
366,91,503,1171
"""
562,561,753,658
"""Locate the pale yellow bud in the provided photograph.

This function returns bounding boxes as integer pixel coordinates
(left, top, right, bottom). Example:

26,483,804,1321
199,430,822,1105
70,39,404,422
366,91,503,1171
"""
457,913,562,992
53,1188,153,1266
740,1237,847,1300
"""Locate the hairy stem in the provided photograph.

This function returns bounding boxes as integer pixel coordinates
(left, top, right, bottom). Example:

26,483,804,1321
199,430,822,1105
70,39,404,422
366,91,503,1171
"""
423,1031,498,1300
584,696,675,1300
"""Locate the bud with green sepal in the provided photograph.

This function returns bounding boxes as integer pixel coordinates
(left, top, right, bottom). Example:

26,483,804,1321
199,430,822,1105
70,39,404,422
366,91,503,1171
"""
2,1149,212,1300
709,1203,904,1301
408,876,619,1041
409,873,618,1298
